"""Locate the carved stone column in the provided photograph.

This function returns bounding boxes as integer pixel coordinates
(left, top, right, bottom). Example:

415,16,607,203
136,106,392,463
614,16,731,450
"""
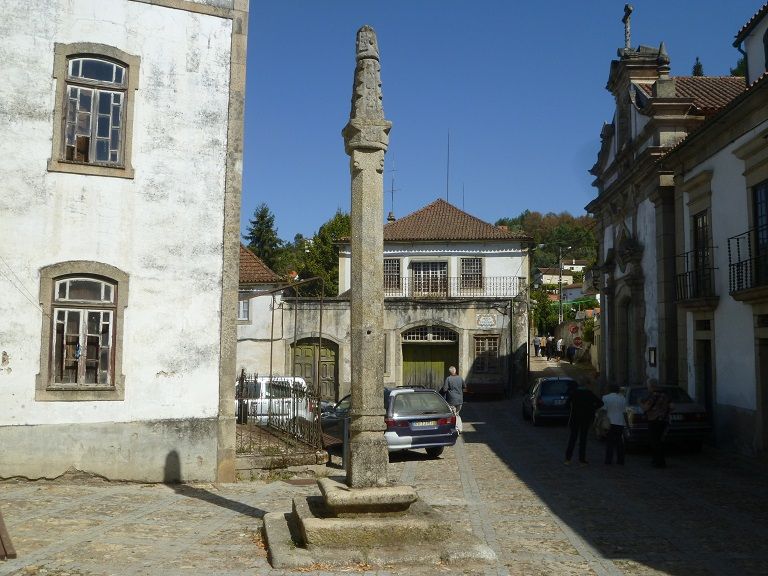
342,26,392,488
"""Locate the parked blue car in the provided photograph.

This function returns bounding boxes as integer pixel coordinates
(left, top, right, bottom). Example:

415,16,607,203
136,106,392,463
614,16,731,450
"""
321,387,458,458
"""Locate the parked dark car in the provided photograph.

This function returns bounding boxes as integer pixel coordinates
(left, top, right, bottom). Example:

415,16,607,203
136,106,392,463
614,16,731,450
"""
521,377,578,425
321,387,458,458
623,385,711,450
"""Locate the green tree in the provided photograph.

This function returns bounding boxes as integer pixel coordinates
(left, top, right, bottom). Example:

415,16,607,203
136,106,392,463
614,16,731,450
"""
299,210,351,297
243,203,282,270
692,56,704,76
496,210,597,269
272,233,309,278
530,287,558,336
730,56,746,77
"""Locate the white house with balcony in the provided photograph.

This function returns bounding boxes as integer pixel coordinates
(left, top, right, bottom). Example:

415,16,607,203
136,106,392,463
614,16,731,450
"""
269,199,532,401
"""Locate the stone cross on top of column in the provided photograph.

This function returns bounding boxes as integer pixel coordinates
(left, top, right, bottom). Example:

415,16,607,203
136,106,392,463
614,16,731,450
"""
343,25,392,155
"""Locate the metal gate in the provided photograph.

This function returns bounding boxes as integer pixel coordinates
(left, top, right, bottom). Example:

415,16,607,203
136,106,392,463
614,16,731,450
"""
235,371,323,455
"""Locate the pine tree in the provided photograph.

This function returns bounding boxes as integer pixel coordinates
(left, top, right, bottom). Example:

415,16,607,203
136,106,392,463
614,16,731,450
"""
243,203,282,270
692,57,704,76
730,56,746,77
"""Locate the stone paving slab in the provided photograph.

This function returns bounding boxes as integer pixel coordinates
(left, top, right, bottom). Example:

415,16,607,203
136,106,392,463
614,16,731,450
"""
1,356,768,575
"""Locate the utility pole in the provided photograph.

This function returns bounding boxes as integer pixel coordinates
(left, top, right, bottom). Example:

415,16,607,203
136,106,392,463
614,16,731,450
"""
558,245,571,325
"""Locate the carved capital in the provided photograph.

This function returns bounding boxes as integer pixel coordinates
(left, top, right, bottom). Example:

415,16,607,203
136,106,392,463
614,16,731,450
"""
343,117,392,154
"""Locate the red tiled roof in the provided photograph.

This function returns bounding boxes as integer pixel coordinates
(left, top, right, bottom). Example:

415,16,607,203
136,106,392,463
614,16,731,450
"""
383,199,532,242
637,76,745,115
734,3,768,44
239,244,282,284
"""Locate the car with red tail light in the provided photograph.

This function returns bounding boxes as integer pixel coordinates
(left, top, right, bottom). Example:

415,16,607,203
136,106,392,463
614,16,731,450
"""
623,385,711,451
321,386,458,458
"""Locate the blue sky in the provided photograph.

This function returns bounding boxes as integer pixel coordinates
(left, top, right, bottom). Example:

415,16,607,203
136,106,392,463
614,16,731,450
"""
242,1,760,241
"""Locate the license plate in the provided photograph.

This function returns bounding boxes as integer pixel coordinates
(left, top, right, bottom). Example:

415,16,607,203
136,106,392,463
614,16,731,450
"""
412,420,437,427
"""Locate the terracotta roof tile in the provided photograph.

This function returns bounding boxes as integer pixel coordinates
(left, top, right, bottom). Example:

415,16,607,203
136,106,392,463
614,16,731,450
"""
636,76,745,115
383,199,532,242
239,244,282,284
735,3,768,44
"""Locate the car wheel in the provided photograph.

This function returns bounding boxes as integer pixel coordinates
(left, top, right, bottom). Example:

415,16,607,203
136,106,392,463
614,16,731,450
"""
522,405,531,421
425,446,444,459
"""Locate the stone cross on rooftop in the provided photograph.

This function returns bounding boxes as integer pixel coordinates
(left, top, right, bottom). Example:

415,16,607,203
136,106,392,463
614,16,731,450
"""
623,4,633,50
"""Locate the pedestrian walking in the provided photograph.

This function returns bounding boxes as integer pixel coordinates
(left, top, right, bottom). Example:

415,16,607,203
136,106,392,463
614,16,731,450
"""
641,379,670,468
556,337,564,362
533,335,541,357
602,384,627,465
546,335,554,361
441,366,466,433
566,344,576,364
565,381,604,465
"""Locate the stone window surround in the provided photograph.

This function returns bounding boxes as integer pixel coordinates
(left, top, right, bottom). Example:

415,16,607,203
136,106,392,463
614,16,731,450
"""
681,170,713,256
36,261,129,401
734,126,768,228
473,333,500,374
48,42,140,179
237,291,251,323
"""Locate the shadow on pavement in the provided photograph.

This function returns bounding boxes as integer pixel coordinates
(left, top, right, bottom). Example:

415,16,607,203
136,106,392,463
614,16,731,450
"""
163,450,265,519
460,356,768,576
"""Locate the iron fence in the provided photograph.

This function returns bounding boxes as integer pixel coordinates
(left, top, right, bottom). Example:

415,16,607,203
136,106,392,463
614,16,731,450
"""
675,249,716,301
235,372,324,456
383,275,526,298
728,227,768,293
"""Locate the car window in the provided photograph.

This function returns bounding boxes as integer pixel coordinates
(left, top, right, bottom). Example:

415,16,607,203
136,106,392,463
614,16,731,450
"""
540,379,575,396
629,387,693,405
265,381,292,399
336,396,351,412
392,392,448,416
242,381,262,398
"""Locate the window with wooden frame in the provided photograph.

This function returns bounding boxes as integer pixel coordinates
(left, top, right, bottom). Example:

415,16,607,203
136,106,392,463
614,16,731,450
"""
383,258,401,292
237,297,250,321
37,262,128,401
48,43,139,178
460,257,483,290
474,335,500,373
411,261,447,295
52,278,116,386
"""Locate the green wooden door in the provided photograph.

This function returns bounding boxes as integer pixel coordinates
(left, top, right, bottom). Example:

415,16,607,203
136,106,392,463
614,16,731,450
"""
292,339,338,401
402,344,458,391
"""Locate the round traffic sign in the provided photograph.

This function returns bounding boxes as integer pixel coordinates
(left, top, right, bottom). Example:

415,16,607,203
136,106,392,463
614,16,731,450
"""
573,336,583,348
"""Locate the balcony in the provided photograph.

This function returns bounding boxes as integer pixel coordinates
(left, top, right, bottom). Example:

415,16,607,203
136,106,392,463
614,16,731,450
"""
675,249,717,310
728,227,768,303
383,276,526,299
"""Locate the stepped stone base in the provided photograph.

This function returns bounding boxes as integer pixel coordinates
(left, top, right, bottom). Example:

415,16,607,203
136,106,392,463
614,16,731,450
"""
263,477,496,569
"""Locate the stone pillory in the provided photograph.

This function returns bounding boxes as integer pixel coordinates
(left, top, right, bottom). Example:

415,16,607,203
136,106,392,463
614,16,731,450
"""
342,25,391,488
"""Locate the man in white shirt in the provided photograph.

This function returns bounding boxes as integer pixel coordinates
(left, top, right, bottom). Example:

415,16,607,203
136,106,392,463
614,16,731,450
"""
601,384,627,465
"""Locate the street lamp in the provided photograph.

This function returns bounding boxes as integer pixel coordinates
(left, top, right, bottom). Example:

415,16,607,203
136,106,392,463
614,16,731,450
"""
558,245,571,325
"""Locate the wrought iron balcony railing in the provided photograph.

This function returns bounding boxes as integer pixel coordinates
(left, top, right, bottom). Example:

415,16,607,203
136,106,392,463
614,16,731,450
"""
675,249,716,301
728,226,768,293
383,276,526,299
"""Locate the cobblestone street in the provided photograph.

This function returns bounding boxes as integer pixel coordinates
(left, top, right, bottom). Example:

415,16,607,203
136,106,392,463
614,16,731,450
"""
2,356,768,575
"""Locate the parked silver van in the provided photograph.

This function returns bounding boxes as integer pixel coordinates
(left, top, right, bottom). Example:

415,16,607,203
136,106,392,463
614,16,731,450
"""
235,376,312,425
